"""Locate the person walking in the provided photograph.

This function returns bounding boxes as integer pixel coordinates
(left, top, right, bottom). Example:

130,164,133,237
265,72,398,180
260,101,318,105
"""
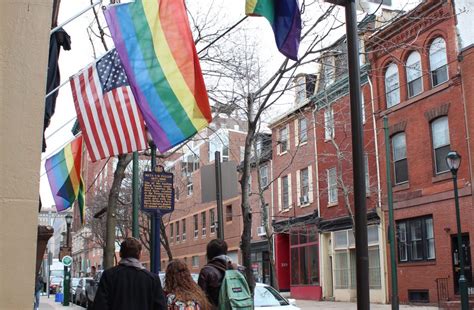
33,274,43,310
198,239,230,308
164,260,211,309
93,237,166,310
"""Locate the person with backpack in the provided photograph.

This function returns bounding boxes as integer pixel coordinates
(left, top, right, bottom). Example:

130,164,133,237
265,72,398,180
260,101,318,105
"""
164,259,211,309
198,239,252,309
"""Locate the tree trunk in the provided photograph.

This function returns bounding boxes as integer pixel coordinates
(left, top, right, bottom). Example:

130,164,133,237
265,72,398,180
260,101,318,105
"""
104,154,132,269
160,221,173,260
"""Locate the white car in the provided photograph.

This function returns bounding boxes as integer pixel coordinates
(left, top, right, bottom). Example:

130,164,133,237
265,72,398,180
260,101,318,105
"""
254,283,300,310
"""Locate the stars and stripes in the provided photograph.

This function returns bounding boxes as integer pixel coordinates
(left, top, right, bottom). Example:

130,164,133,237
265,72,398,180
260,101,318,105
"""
70,49,147,162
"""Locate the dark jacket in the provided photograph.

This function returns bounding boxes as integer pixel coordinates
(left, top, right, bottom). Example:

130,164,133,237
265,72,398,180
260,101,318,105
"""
198,256,232,308
93,264,166,310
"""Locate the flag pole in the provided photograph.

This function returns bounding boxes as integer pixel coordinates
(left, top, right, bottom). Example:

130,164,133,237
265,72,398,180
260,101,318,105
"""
50,0,102,35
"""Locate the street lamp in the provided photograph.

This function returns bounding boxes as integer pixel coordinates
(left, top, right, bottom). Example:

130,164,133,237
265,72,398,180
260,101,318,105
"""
446,151,469,310
63,213,72,306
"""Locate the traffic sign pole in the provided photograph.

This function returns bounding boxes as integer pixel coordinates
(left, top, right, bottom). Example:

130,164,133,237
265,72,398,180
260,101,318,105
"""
61,256,72,306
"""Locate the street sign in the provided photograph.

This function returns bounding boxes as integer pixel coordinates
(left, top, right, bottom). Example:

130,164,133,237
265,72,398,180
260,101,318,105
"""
141,165,174,214
62,255,73,267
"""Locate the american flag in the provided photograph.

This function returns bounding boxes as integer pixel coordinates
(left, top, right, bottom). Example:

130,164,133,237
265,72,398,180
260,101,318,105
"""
70,49,147,162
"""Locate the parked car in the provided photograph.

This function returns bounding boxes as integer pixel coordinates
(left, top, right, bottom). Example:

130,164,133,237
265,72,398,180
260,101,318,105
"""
75,277,94,306
84,271,103,309
254,283,300,310
49,276,63,294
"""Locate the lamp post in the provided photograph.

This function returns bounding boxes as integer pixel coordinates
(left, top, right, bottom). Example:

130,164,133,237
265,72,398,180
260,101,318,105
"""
446,151,469,310
63,213,72,306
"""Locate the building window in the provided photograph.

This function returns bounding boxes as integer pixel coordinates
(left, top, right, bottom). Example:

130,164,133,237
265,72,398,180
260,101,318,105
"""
279,126,288,153
186,175,193,196
295,76,306,105
193,214,198,238
176,221,180,242
192,256,199,268
210,209,216,234
201,212,206,236
290,226,319,285
365,154,370,194
208,130,229,162
327,167,337,204
282,175,290,210
256,139,262,157
397,216,435,262
226,205,232,222
333,227,381,289
300,168,309,205
429,37,448,87
170,223,174,243
259,165,268,188
324,108,334,140
431,117,450,174
323,57,335,86
385,63,400,107
182,219,186,241
392,132,408,185
299,118,308,144
181,153,199,177
406,51,423,98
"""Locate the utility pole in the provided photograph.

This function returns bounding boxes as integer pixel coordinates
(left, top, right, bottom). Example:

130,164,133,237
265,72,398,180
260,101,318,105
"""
384,117,399,309
325,0,371,307
215,151,224,240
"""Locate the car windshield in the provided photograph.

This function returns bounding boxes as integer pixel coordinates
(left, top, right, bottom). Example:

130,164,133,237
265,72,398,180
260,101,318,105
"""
254,285,289,307
51,277,62,284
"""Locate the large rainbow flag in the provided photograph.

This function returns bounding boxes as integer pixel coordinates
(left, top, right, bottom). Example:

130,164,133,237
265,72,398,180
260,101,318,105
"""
45,136,85,223
246,0,302,61
103,0,212,153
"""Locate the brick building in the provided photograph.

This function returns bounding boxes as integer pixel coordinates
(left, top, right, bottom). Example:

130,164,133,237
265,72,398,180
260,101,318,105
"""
159,115,271,282
367,0,474,304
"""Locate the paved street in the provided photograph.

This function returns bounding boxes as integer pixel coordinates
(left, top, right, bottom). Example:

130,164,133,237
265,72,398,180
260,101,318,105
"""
295,300,438,309
39,295,82,310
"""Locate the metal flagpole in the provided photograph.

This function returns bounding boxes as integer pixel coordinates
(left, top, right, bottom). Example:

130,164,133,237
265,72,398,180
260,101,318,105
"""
50,0,102,35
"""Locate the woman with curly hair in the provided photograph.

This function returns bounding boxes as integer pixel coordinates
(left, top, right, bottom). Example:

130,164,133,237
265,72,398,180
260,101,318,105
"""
164,259,212,310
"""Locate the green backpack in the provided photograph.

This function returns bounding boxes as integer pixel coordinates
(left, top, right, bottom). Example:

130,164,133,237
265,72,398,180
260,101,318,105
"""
217,269,253,310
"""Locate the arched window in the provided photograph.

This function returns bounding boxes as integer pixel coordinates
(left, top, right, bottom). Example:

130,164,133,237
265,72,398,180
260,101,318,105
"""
392,132,408,184
429,37,448,87
406,51,423,97
431,116,450,174
385,63,400,108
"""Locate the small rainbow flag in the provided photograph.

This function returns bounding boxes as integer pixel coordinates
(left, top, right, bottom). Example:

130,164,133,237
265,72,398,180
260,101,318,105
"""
246,0,302,61
45,136,85,223
103,0,212,153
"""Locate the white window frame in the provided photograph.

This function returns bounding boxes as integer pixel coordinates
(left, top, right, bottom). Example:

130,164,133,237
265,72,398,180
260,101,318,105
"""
429,37,448,87
193,214,199,239
259,165,268,188
192,256,199,268
295,75,306,105
431,117,450,174
182,219,186,241
406,51,423,98
279,126,289,154
328,167,338,204
385,63,400,107
210,209,216,234
299,117,308,144
324,107,335,140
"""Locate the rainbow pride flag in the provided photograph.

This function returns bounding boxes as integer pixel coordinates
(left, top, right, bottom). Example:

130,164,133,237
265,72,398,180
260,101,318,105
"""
103,0,212,153
246,0,302,61
45,136,85,223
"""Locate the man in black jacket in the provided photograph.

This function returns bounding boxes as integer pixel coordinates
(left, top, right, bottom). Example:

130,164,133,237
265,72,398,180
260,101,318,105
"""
198,239,234,308
93,238,166,310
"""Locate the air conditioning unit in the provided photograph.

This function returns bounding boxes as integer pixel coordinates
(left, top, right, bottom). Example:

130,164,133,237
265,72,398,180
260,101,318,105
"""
300,195,309,205
257,226,266,237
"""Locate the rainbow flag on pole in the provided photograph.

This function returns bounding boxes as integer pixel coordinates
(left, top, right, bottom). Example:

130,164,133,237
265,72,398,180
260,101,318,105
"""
45,136,85,223
246,0,302,61
103,0,212,153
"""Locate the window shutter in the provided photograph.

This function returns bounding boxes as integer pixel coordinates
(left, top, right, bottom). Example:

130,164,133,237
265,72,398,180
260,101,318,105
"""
278,177,282,211
296,169,301,206
308,165,314,203
288,173,292,208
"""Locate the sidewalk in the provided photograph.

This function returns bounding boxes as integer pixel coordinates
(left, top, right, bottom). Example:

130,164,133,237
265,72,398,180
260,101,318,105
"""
39,295,83,310
295,300,438,310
